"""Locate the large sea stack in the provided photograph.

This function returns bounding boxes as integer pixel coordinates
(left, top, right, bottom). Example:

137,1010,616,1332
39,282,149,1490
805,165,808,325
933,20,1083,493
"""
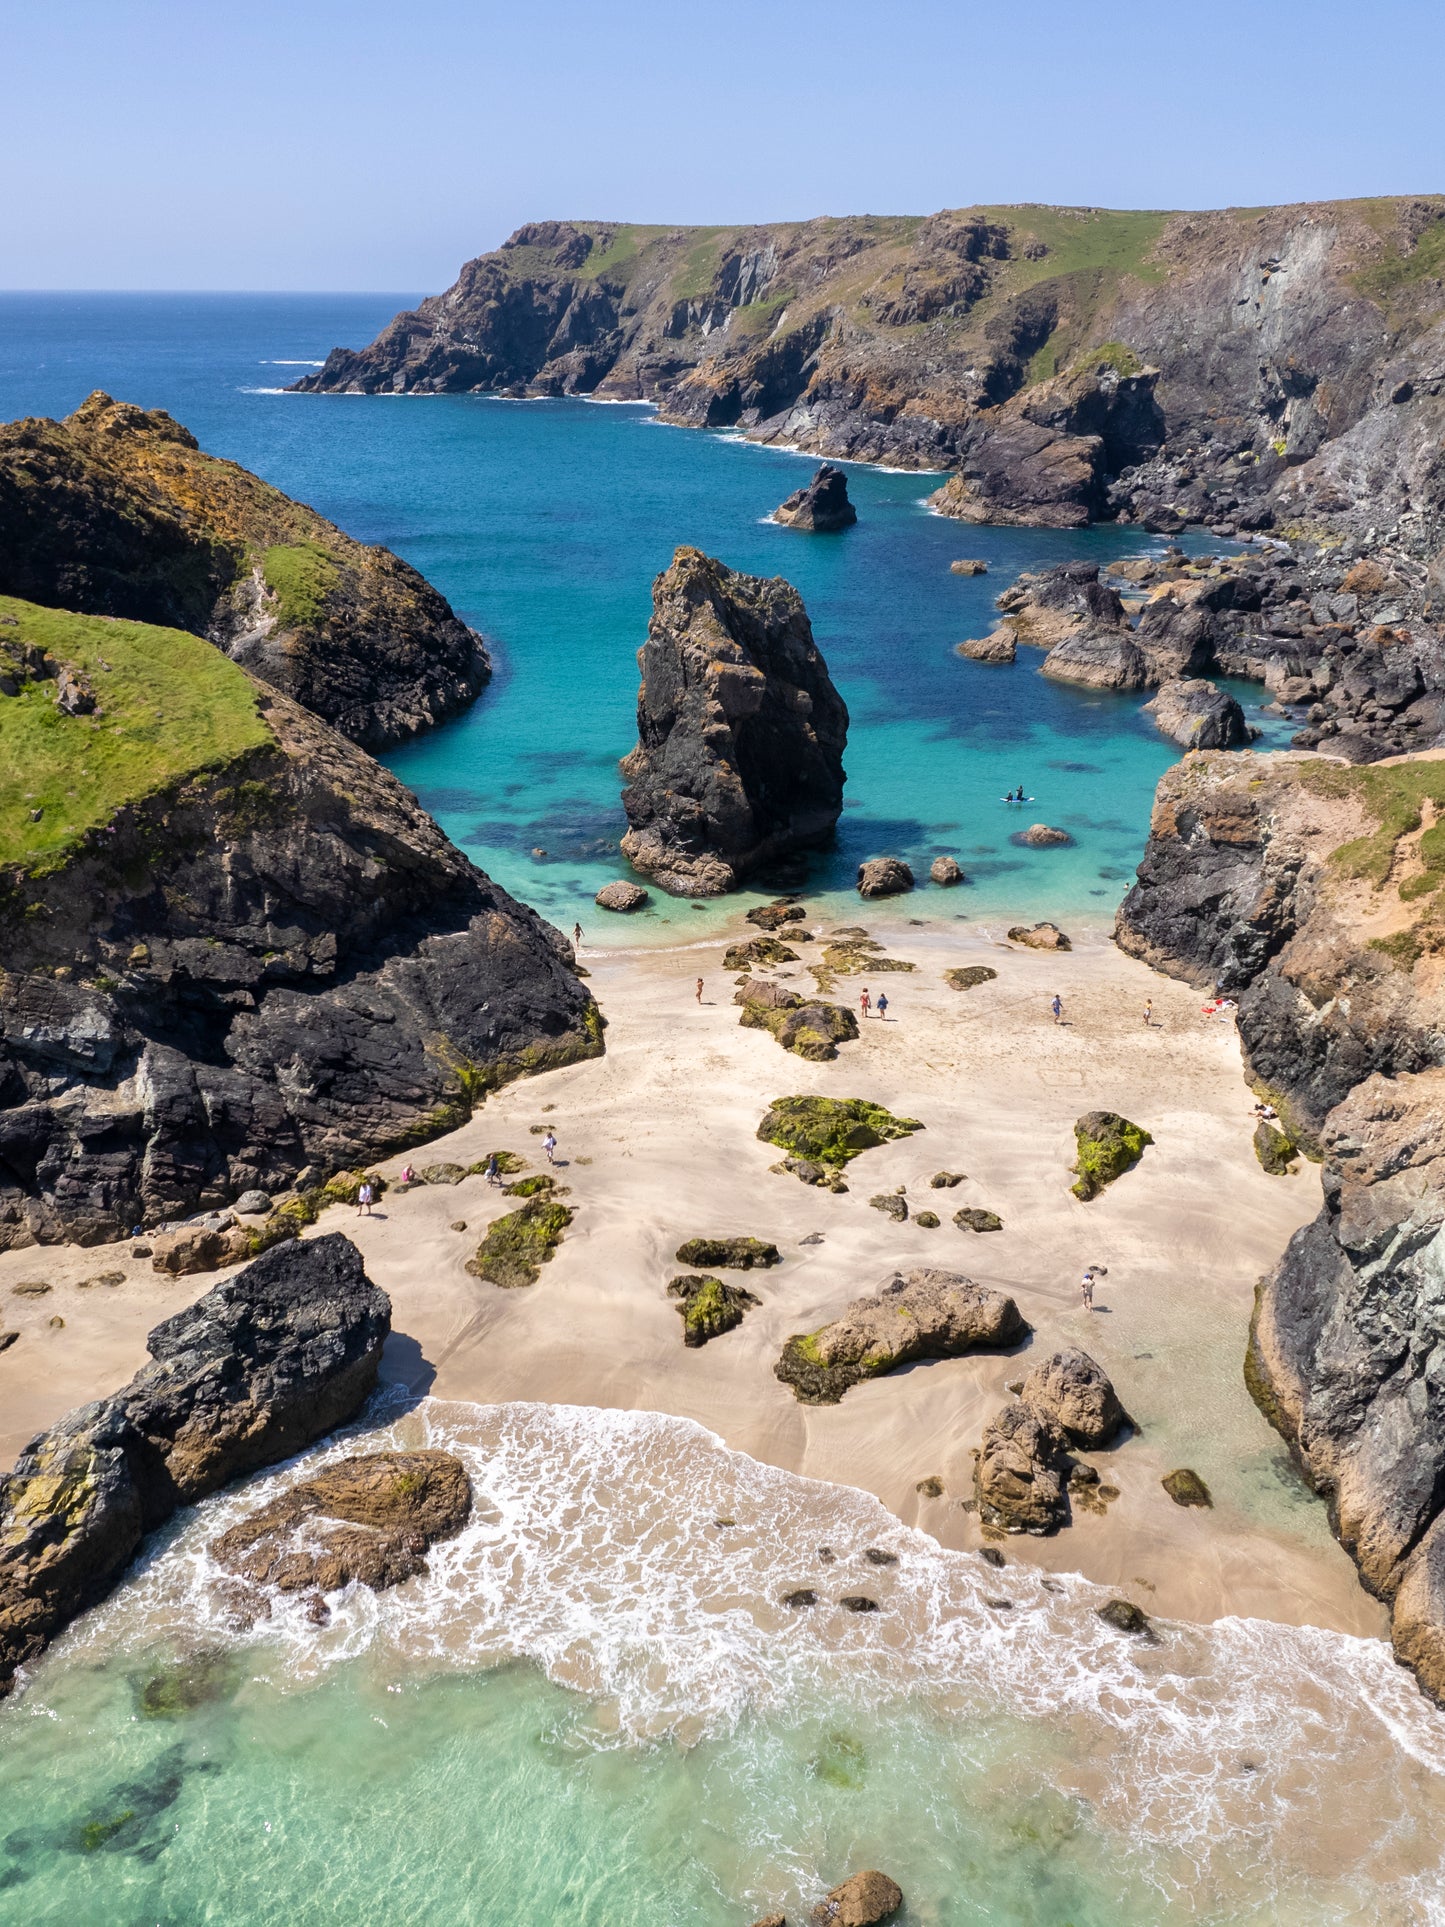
619,548,848,895
0,1233,391,1692
773,464,857,531
0,594,599,1249
1116,747,1445,1702
0,392,489,749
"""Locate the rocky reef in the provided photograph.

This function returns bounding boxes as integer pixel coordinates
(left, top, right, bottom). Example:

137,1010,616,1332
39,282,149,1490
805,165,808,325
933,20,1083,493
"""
0,598,599,1250
0,1233,390,1692
620,548,848,895
773,463,856,531
1117,747,1445,1700
292,200,1445,562
0,393,488,749
776,1267,1025,1404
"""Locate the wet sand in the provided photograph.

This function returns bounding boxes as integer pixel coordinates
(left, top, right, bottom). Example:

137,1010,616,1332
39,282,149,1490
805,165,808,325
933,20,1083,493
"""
0,913,1383,1640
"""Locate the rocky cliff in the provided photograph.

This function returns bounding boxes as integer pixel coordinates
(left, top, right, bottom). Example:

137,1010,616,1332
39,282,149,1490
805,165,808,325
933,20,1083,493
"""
291,200,1445,556
1116,747,1445,1700
0,393,489,748
0,595,599,1249
619,548,848,895
0,1232,390,1692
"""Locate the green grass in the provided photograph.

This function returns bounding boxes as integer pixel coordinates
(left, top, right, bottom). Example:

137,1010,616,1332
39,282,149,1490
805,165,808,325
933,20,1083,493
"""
1351,203,1445,300
1299,759,1445,888
0,595,271,873
972,205,1173,285
261,541,339,629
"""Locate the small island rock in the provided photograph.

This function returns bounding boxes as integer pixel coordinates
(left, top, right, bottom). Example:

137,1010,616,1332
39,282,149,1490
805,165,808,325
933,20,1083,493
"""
950,559,989,575
930,855,964,885
595,880,650,912
773,464,857,533
1143,677,1252,751
857,857,914,899
1015,823,1073,848
808,1869,903,1926
957,630,1016,664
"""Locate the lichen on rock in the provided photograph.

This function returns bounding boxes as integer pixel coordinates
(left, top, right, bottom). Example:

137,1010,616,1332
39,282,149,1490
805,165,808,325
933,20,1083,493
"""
465,1197,574,1288
666,1273,760,1346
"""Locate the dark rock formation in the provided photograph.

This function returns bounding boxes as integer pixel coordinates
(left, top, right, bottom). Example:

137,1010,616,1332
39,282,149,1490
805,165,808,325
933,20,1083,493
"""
868,1193,908,1222
0,393,488,749
944,965,997,990
1020,1349,1127,1446
674,1236,780,1270
619,549,848,896
725,936,799,969
667,1273,760,1346
856,858,914,898
1253,1120,1299,1174
465,1195,573,1287
756,1096,922,1169
1118,748,1445,1701
776,1267,1025,1404
0,1234,389,1691
1162,1468,1213,1508
1097,1599,1156,1639
210,1449,472,1596
1143,677,1252,750
735,981,860,1060
773,464,857,532
953,1206,1003,1232
0,668,599,1251
975,1403,1071,1533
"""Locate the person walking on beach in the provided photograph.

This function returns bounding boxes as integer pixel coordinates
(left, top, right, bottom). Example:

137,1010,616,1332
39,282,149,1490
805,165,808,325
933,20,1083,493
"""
1143,998,1153,1027
695,977,704,1003
1080,1263,1107,1311
1051,994,1063,1025
485,1153,501,1187
876,991,890,1021
542,1129,558,1166
357,1180,374,1217
860,988,871,1019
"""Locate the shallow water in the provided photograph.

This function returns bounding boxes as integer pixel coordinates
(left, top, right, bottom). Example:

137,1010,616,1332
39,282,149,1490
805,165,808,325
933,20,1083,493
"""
0,293,1290,945
3,1398,1443,1925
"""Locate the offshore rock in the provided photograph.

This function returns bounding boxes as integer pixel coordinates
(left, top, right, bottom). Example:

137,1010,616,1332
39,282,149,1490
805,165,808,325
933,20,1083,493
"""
1143,677,1252,750
958,629,1016,663
595,880,649,912
619,549,848,896
856,858,914,898
0,393,488,749
930,855,964,885
773,464,857,532
808,1869,904,1926
0,1234,390,1692
0,672,599,1249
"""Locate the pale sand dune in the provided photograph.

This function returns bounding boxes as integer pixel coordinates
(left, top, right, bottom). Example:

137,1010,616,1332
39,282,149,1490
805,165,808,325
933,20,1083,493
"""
0,915,1384,1639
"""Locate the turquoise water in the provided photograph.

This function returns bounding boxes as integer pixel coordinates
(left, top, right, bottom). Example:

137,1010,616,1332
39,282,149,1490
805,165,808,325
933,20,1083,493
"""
4,1399,1445,1926
0,294,1287,945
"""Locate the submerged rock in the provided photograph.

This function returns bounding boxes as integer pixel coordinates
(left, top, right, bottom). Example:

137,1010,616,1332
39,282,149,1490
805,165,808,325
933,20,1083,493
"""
0,1234,390,1692
1014,822,1073,848
856,857,914,899
667,1273,760,1346
773,464,857,533
1143,677,1252,751
1020,1349,1128,1447
950,559,988,576
1161,1467,1213,1508
776,1266,1025,1404
210,1450,472,1596
619,548,848,896
1071,1111,1152,1200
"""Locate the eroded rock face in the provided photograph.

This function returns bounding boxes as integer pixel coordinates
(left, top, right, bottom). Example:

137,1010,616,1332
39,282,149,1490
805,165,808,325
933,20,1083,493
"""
775,1267,1025,1404
0,393,488,749
210,1449,472,1597
1020,1348,1127,1447
975,1403,1070,1533
1143,677,1252,750
0,685,599,1249
0,1234,390,1692
774,464,857,532
619,549,848,896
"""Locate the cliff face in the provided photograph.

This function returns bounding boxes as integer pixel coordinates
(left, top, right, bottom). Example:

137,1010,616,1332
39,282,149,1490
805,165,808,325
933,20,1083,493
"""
1116,748,1445,1701
292,200,1445,555
0,393,489,748
0,597,599,1249
619,548,848,895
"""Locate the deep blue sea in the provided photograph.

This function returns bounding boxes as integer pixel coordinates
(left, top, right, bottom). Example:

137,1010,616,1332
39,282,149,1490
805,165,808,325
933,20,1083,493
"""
0,291,1286,943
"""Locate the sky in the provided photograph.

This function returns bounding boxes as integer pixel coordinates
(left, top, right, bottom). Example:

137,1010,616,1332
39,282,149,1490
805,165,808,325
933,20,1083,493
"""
5,0,1444,290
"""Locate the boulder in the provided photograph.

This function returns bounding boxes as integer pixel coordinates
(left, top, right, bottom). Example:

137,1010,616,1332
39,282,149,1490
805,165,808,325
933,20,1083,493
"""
418,1162,467,1185
1071,1111,1152,1200
929,1171,965,1187
667,1273,760,1346
856,858,914,899
724,936,799,969
746,900,809,930
975,1403,1071,1533
1143,677,1252,751
595,880,649,912
950,559,989,575
1040,628,1153,690
1007,921,1070,950
210,1449,472,1596
869,1193,908,1222
757,1096,922,1169
0,1234,390,1692
776,1266,1025,1404
233,1189,273,1216
957,629,1016,664
674,1236,780,1270
1020,1349,1127,1446
738,988,860,1061
953,1207,1002,1232
930,855,964,885
1253,1120,1298,1174
944,965,997,991
773,464,858,533
808,1870,903,1925
150,1214,248,1276
1014,822,1073,848
619,549,848,896
1096,1598,1156,1638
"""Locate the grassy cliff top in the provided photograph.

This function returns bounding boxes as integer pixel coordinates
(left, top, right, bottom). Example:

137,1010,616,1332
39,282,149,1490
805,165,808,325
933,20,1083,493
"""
0,595,271,874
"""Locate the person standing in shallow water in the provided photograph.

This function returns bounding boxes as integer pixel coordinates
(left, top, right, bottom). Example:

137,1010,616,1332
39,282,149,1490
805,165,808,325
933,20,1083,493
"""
860,988,871,1019
573,923,582,951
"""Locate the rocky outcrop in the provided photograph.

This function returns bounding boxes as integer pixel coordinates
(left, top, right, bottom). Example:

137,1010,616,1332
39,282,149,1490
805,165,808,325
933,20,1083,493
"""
856,858,913,898
756,1096,922,1170
975,1402,1071,1533
0,1233,389,1692
595,880,649,912
1071,1112,1152,1200
1020,1348,1127,1446
667,1273,760,1346
773,464,857,531
0,611,598,1250
619,549,848,896
930,855,964,885
674,1235,780,1269
735,982,859,1060
1117,747,1445,1701
957,630,1015,663
0,393,488,749
1143,678,1252,750
807,1870,903,1926
210,1448,472,1598
775,1267,1025,1404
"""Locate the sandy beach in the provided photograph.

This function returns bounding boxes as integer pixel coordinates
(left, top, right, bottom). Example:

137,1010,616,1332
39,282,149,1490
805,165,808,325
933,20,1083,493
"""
0,912,1381,1641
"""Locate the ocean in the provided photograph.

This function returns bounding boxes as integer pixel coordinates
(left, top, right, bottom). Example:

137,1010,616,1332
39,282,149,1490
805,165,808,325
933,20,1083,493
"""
2,295,1439,1925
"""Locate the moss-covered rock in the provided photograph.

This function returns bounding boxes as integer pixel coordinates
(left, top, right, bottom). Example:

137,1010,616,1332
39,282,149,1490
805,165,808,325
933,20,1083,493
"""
503,1173,565,1198
723,936,799,970
1070,1111,1152,1200
954,1207,1003,1232
467,1150,527,1176
757,1095,923,1167
136,1648,242,1719
674,1236,780,1270
914,1210,940,1228
1253,1120,1299,1175
465,1198,574,1288
1162,1467,1213,1508
820,940,916,975
869,1193,909,1222
738,989,860,1060
418,1162,467,1186
667,1273,760,1346
944,965,997,991
771,1155,850,1191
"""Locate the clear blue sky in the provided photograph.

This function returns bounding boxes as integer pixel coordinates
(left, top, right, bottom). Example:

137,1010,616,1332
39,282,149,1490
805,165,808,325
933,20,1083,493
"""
6,0,1444,289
